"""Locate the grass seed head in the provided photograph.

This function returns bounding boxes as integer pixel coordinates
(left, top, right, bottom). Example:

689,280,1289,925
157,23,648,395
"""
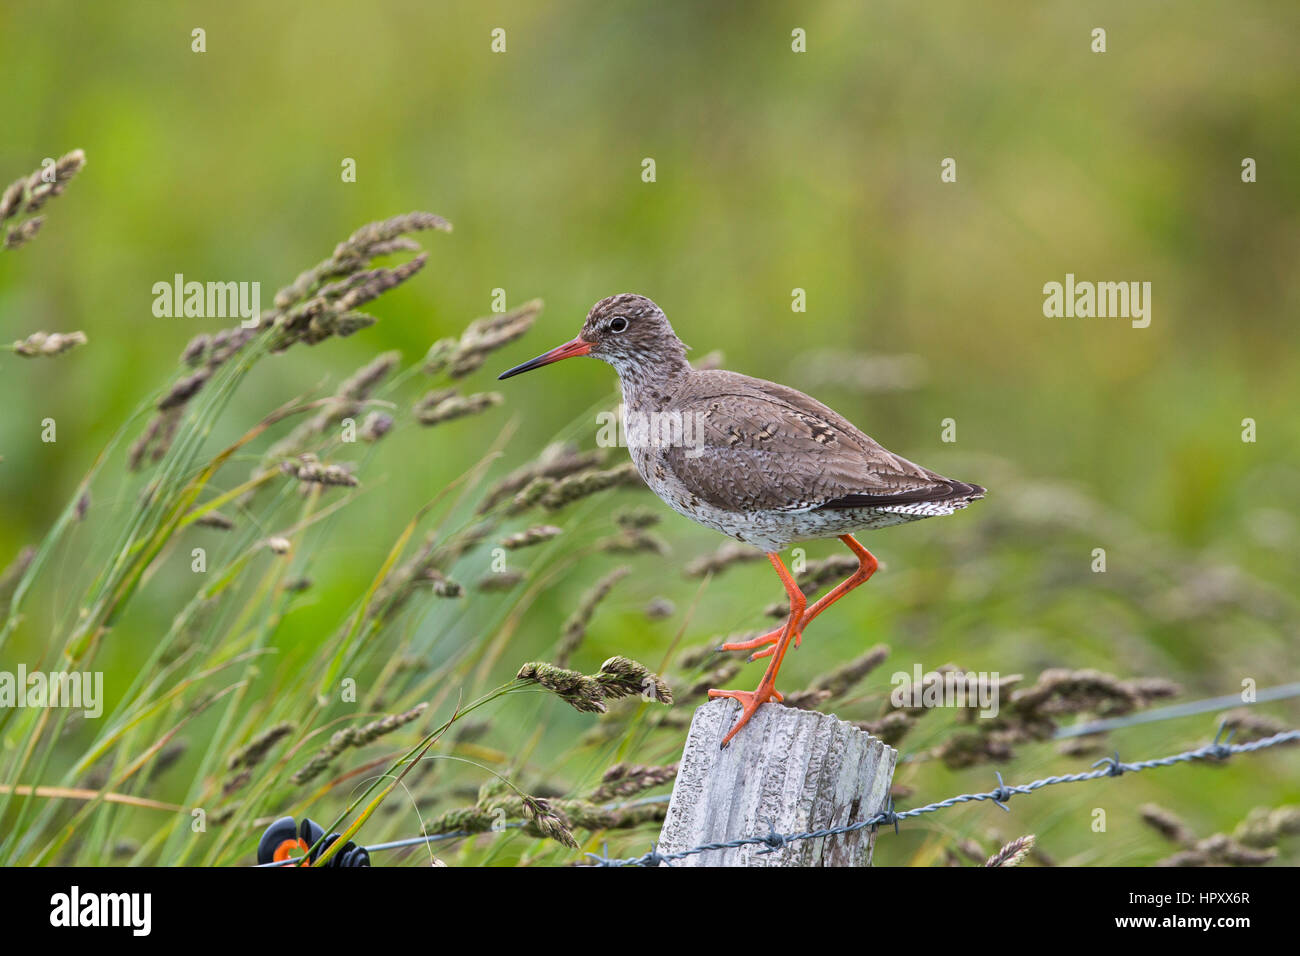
515,662,608,714
12,330,88,358
521,795,579,849
684,542,765,578
226,721,296,771
985,834,1036,867
415,391,503,426
538,462,642,511
501,525,563,550
1140,803,1196,846
195,511,235,531
596,655,673,705
588,763,679,803
476,569,525,591
480,442,605,513
360,411,394,441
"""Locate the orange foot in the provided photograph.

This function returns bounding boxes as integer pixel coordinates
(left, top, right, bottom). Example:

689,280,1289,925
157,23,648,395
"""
708,682,785,748
718,625,800,660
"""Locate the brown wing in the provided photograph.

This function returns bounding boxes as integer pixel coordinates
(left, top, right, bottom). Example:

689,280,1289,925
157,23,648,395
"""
665,371,981,514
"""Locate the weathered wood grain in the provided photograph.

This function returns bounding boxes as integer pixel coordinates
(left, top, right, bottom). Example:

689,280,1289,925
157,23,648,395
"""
657,698,897,866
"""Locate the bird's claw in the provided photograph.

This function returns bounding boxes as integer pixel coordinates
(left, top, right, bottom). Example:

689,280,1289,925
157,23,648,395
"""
708,684,785,748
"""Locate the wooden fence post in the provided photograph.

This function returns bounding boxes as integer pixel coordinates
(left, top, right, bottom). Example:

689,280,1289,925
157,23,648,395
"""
657,698,897,866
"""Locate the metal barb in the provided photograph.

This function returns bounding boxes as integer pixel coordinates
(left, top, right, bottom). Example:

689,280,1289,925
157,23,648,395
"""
644,843,669,867
869,795,900,836
755,816,789,854
989,771,1013,811
581,725,1300,866
256,725,1300,868
1090,751,1126,777
583,841,617,867
1208,722,1236,760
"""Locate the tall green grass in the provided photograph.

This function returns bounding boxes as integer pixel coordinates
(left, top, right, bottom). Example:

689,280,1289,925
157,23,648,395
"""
2,198,1298,867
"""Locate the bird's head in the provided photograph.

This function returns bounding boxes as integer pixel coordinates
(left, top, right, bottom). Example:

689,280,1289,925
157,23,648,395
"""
498,293,687,380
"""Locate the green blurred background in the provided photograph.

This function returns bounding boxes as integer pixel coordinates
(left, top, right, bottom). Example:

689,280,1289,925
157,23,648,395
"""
1,1,1298,865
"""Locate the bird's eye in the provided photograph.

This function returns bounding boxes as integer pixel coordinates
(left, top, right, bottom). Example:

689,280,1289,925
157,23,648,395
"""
608,316,629,333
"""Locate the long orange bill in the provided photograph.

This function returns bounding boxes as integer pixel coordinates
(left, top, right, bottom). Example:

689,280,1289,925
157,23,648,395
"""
497,337,593,379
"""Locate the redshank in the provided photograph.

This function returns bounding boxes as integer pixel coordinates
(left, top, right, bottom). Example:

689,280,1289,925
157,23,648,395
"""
499,294,985,746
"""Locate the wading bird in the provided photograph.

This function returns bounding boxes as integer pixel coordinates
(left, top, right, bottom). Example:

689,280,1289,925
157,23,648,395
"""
499,294,984,746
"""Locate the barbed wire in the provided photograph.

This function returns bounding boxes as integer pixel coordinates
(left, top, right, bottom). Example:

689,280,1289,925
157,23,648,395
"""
582,726,1300,866
256,687,1300,867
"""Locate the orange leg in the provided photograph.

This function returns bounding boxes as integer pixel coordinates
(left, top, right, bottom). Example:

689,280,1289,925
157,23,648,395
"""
708,552,806,747
720,535,879,660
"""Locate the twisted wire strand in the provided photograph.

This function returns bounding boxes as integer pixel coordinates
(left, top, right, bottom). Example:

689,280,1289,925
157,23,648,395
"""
584,727,1300,866
252,723,1299,867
